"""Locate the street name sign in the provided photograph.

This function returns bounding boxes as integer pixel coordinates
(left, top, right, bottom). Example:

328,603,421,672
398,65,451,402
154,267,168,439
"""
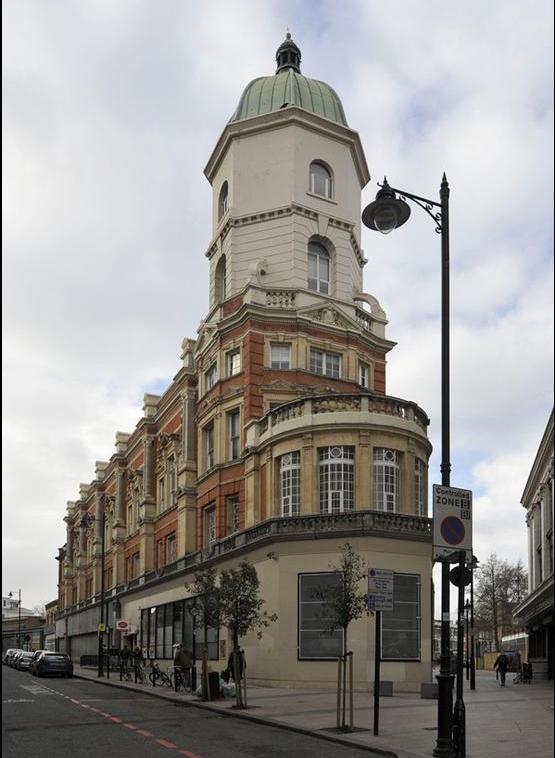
368,568,394,611
433,484,473,562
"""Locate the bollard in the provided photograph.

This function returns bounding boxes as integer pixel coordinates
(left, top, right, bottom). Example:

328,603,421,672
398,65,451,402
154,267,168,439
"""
349,652,354,729
336,656,342,729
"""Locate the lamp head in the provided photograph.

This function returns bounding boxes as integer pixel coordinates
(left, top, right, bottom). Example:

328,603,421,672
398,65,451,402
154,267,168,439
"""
362,177,411,234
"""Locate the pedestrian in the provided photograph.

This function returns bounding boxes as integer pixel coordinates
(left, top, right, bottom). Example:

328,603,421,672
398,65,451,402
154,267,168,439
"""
493,651,509,686
132,646,144,665
173,644,193,690
227,648,244,682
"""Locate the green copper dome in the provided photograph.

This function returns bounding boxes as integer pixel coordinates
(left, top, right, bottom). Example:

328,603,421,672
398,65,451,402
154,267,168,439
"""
229,34,348,127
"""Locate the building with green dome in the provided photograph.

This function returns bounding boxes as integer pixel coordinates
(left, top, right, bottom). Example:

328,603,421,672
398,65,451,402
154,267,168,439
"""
230,33,348,126
57,35,434,694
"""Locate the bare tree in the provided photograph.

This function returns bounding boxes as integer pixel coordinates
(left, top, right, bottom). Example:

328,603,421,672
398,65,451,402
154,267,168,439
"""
312,543,370,731
475,554,528,651
219,560,277,709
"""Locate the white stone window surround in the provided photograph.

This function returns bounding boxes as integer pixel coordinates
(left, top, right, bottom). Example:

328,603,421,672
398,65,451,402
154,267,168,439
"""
308,241,330,294
309,347,341,378
374,448,401,513
204,503,216,547
166,532,177,564
270,342,292,370
218,180,229,222
279,451,300,516
226,494,240,534
214,254,227,304
204,422,215,470
227,408,241,461
319,446,354,514
415,457,426,516
358,360,369,388
309,161,334,200
205,362,218,391
226,347,241,377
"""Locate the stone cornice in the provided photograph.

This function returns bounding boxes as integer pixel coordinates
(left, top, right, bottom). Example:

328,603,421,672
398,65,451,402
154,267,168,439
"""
204,202,364,266
196,295,396,356
58,510,431,618
513,574,554,624
204,106,370,188
521,409,554,508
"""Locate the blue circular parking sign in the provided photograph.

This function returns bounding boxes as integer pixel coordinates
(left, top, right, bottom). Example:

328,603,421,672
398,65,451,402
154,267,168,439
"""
440,516,465,545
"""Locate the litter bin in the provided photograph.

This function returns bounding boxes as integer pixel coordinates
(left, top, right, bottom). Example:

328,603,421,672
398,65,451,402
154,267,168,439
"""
208,671,220,699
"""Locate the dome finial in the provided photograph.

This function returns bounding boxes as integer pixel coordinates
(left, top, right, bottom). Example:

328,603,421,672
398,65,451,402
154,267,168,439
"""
276,32,301,74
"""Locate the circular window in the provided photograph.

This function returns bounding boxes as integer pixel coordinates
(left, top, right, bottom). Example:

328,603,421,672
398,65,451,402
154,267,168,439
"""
385,450,396,462
282,453,292,466
330,447,343,459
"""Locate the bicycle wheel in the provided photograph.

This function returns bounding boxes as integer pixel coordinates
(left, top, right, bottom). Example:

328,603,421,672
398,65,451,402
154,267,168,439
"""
160,672,172,688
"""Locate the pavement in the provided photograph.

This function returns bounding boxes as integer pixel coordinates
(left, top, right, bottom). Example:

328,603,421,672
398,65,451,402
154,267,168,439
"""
73,666,554,758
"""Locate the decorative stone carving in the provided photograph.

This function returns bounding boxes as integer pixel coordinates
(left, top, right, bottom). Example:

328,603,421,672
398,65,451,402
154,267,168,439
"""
265,290,295,308
306,306,352,329
313,397,361,414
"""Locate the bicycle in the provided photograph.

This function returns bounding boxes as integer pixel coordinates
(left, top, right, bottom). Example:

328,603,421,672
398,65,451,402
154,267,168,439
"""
119,662,133,682
148,661,172,688
134,663,148,685
169,666,190,693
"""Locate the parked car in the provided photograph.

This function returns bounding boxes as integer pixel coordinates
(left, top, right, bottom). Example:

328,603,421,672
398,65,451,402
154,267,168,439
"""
3,648,17,664
4,649,23,667
28,650,48,676
15,651,35,671
3,649,16,664
32,651,73,678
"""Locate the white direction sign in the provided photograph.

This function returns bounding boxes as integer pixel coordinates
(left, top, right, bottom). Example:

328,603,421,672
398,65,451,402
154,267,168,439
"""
368,568,394,611
433,484,473,562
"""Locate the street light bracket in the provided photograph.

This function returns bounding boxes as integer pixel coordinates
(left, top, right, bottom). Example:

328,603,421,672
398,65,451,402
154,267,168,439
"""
379,181,443,233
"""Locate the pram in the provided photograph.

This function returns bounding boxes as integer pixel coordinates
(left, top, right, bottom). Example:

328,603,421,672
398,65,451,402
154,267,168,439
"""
513,662,533,684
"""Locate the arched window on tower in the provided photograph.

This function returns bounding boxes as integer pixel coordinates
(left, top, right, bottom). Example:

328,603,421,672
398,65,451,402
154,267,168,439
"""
307,241,330,294
218,181,229,221
309,161,334,199
215,255,227,303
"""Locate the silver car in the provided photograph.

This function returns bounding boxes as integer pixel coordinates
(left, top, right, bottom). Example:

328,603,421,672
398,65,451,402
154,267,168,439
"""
15,651,35,671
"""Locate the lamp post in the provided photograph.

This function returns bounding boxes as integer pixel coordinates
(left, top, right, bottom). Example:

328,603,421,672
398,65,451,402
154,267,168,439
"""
464,599,471,681
82,511,106,678
363,175,458,758
8,590,22,650
469,555,479,690
188,600,200,692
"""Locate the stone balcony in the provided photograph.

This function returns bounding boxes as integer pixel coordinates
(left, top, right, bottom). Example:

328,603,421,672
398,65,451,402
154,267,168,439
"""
58,510,431,618
247,392,429,448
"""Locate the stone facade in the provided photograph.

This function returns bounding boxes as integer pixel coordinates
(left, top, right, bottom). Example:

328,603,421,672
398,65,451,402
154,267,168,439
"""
56,36,435,692
514,409,554,679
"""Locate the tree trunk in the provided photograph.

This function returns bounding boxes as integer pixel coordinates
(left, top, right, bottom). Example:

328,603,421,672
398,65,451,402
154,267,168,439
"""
492,570,500,651
232,630,243,709
202,623,210,700
342,627,348,730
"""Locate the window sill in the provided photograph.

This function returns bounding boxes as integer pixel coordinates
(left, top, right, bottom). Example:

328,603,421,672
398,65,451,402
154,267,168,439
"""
306,191,338,206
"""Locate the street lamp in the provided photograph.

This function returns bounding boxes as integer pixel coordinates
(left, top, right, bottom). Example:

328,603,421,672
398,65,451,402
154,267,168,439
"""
188,600,200,692
8,590,22,650
464,599,471,681
363,174,459,758
468,555,479,691
82,511,106,678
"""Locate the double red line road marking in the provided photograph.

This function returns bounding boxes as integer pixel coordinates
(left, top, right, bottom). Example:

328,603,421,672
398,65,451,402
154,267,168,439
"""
54,691,201,757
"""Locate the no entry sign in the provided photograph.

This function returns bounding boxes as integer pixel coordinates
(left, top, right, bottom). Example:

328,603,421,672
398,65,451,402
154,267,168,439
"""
433,484,472,561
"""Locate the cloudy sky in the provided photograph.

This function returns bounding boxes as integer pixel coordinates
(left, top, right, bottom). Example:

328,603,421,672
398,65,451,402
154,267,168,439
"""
3,0,553,612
